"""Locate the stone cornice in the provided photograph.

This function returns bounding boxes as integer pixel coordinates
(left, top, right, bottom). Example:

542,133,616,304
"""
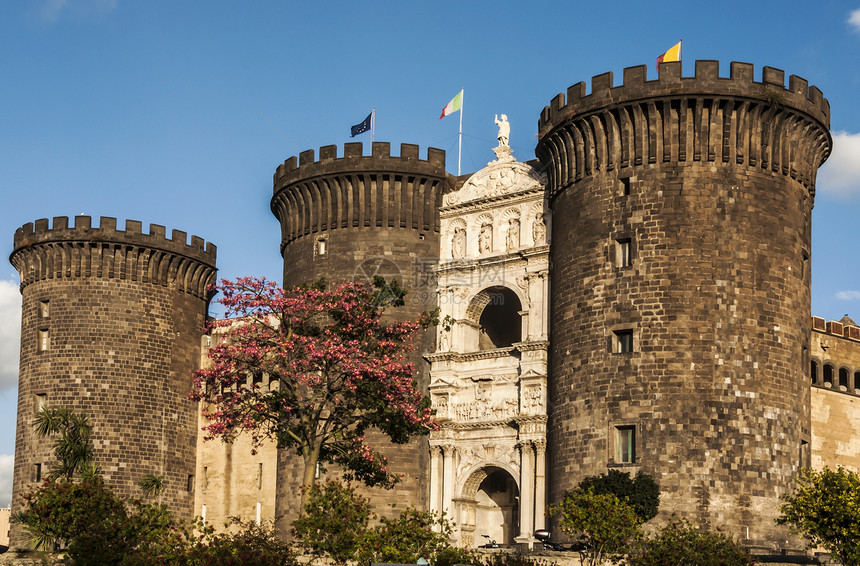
425,347,518,364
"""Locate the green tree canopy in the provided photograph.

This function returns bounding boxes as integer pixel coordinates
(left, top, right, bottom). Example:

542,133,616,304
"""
778,466,860,566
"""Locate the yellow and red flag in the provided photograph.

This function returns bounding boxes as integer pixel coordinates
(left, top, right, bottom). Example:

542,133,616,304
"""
656,41,681,69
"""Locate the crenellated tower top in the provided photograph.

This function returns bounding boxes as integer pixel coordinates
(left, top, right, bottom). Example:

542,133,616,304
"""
271,142,451,250
274,141,447,187
536,61,832,198
11,216,217,298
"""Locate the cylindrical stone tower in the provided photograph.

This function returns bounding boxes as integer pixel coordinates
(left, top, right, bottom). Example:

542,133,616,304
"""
536,61,831,546
9,216,216,548
270,141,452,530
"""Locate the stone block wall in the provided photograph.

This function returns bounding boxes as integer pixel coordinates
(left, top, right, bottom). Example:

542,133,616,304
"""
536,61,831,547
810,317,860,472
8,216,216,549
270,143,452,533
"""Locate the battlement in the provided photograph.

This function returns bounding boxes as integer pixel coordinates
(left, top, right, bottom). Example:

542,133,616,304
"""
13,216,216,264
274,142,447,187
10,216,217,298
271,142,452,246
539,60,830,134
812,316,860,342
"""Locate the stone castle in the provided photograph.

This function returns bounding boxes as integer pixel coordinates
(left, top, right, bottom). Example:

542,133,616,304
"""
8,60,860,552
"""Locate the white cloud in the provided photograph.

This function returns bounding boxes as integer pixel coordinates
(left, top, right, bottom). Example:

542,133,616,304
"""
849,9,860,31
39,0,117,23
0,280,22,392
817,131,860,198
0,454,12,508
837,290,860,301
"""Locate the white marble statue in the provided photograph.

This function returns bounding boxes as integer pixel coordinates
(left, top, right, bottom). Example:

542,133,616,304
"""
452,226,466,258
495,114,510,147
506,217,520,250
479,223,493,254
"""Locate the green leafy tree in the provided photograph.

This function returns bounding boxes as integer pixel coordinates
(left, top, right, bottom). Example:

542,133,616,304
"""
33,406,96,479
578,469,660,521
630,518,756,566
357,506,453,565
292,479,374,565
777,466,860,566
550,487,642,566
188,277,437,510
180,519,297,566
17,474,130,562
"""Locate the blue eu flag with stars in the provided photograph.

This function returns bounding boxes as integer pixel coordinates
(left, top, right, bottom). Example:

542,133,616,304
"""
351,111,372,137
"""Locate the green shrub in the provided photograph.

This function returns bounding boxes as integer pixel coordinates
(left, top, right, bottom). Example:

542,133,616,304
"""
777,466,860,566
630,518,756,566
550,487,642,566
357,506,452,565
578,469,660,521
292,479,373,565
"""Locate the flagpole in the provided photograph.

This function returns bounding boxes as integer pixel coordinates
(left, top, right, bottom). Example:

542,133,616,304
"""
371,108,375,143
458,88,463,176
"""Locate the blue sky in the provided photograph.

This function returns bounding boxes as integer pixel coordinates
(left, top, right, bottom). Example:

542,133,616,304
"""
1,0,860,507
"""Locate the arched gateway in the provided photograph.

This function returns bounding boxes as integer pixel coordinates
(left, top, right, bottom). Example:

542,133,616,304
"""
427,128,550,548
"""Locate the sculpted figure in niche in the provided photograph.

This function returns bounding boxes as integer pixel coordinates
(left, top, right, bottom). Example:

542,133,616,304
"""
452,226,466,258
495,114,510,147
479,222,493,254
532,212,546,244
506,217,520,251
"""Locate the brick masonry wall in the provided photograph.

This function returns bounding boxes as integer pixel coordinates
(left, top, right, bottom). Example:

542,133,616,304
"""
810,324,860,471
271,144,451,534
8,217,215,549
537,62,830,547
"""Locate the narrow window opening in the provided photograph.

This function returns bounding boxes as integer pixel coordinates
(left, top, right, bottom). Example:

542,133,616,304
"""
34,463,42,482
252,371,264,387
615,238,632,268
810,361,818,385
39,300,49,318
187,474,194,492
614,329,634,353
316,237,327,256
824,364,834,387
203,466,208,490
839,368,850,391
800,439,809,469
35,393,47,412
616,426,636,464
855,371,860,394
620,177,631,196
38,329,50,352
258,462,263,490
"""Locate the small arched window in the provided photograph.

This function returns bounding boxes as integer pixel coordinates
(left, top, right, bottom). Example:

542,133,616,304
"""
840,368,850,391
824,364,834,388
477,287,522,350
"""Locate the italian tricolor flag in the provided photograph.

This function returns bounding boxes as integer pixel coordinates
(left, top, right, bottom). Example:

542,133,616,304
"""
656,40,681,69
440,89,463,119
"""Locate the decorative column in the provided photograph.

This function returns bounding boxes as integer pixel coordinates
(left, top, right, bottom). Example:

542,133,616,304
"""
516,441,535,546
442,444,455,516
534,440,547,531
429,445,443,516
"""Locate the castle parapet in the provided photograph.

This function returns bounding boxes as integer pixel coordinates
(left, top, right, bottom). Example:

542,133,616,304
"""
271,142,452,248
10,216,217,298
536,61,832,197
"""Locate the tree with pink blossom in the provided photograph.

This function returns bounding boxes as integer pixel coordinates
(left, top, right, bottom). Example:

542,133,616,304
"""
188,276,437,510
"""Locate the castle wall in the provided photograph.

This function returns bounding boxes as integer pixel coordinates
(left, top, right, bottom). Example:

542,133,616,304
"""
270,142,452,534
193,332,278,530
536,61,831,547
810,318,860,472
8,216,216,549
